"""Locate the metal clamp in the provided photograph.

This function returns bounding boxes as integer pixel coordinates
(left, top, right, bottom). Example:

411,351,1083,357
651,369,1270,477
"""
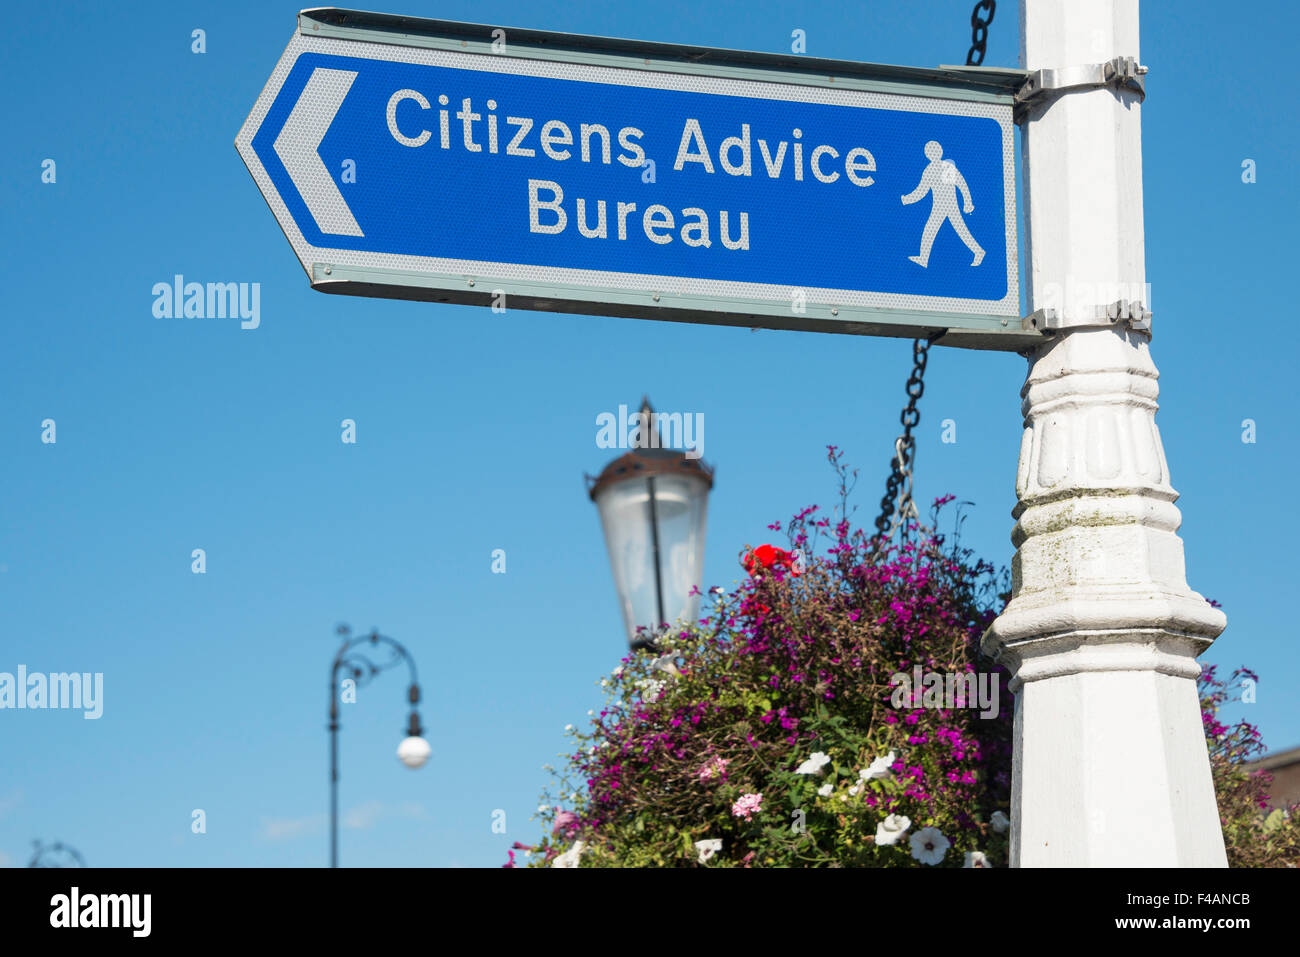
1015,56,1147,120
1022,299,1152,333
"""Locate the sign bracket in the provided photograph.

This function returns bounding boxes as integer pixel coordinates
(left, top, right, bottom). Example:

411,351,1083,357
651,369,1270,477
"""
1021,299,1152,334
1014,56,1147,121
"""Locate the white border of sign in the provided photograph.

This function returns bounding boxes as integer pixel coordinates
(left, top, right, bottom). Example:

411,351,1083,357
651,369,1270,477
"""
236,13,1035,350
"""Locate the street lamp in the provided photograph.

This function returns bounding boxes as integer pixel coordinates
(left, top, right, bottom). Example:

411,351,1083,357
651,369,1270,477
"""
28,840,85,868
587,398,713,650
328,624,428,867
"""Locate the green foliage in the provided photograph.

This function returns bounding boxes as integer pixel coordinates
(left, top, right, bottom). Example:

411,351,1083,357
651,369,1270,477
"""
1200,665,1300,867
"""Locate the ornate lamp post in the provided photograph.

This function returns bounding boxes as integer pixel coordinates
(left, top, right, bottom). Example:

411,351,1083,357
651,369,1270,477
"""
28,840,85,868
587,399,713,650
328,624,429,868
982,0,1227,866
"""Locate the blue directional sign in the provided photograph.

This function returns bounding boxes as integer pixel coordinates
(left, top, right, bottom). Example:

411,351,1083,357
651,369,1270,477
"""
237,10,1032,347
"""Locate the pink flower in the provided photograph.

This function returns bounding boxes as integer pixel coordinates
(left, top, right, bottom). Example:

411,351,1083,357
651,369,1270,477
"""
552,810,578,836
698,756,729,782
732,792,764,820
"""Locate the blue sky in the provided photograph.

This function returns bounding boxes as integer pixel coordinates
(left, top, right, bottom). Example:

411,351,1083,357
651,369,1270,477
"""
1,0,1295,868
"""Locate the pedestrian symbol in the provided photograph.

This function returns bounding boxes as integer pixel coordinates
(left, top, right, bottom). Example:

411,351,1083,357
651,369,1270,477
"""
901,141,985,268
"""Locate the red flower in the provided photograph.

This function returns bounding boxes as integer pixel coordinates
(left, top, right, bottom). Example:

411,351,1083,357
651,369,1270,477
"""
742,544,803,577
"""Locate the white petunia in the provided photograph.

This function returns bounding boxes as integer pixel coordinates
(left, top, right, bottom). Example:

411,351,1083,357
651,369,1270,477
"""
876,813,911,846
817,783,834,797
636,678,665,703
848,784,862,796
552,840,586,868
694,838,722,864
964,850,992,868
991,810,1010,834
650,654,681,675
564,724,574,731
537,804,549,813
910,827,951,866
860,751,897,781
795,752,832,775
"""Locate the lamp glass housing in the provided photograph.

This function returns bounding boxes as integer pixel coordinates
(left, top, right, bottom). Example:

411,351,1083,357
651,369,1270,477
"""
397,735,431,769
594,471,709,647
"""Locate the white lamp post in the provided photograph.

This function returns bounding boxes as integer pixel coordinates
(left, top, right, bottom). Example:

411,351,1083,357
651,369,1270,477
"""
983,0,1227,866
588,399,713,650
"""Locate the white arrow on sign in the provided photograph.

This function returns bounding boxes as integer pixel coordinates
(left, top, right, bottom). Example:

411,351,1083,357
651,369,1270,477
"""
273,67,363,237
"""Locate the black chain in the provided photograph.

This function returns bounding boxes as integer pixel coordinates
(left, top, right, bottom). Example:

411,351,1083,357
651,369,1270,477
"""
873,336,936,538
872,1,996,541
965,0,996,66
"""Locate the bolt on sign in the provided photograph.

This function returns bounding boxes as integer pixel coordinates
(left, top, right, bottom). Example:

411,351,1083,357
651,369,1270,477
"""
237,8,1037,349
